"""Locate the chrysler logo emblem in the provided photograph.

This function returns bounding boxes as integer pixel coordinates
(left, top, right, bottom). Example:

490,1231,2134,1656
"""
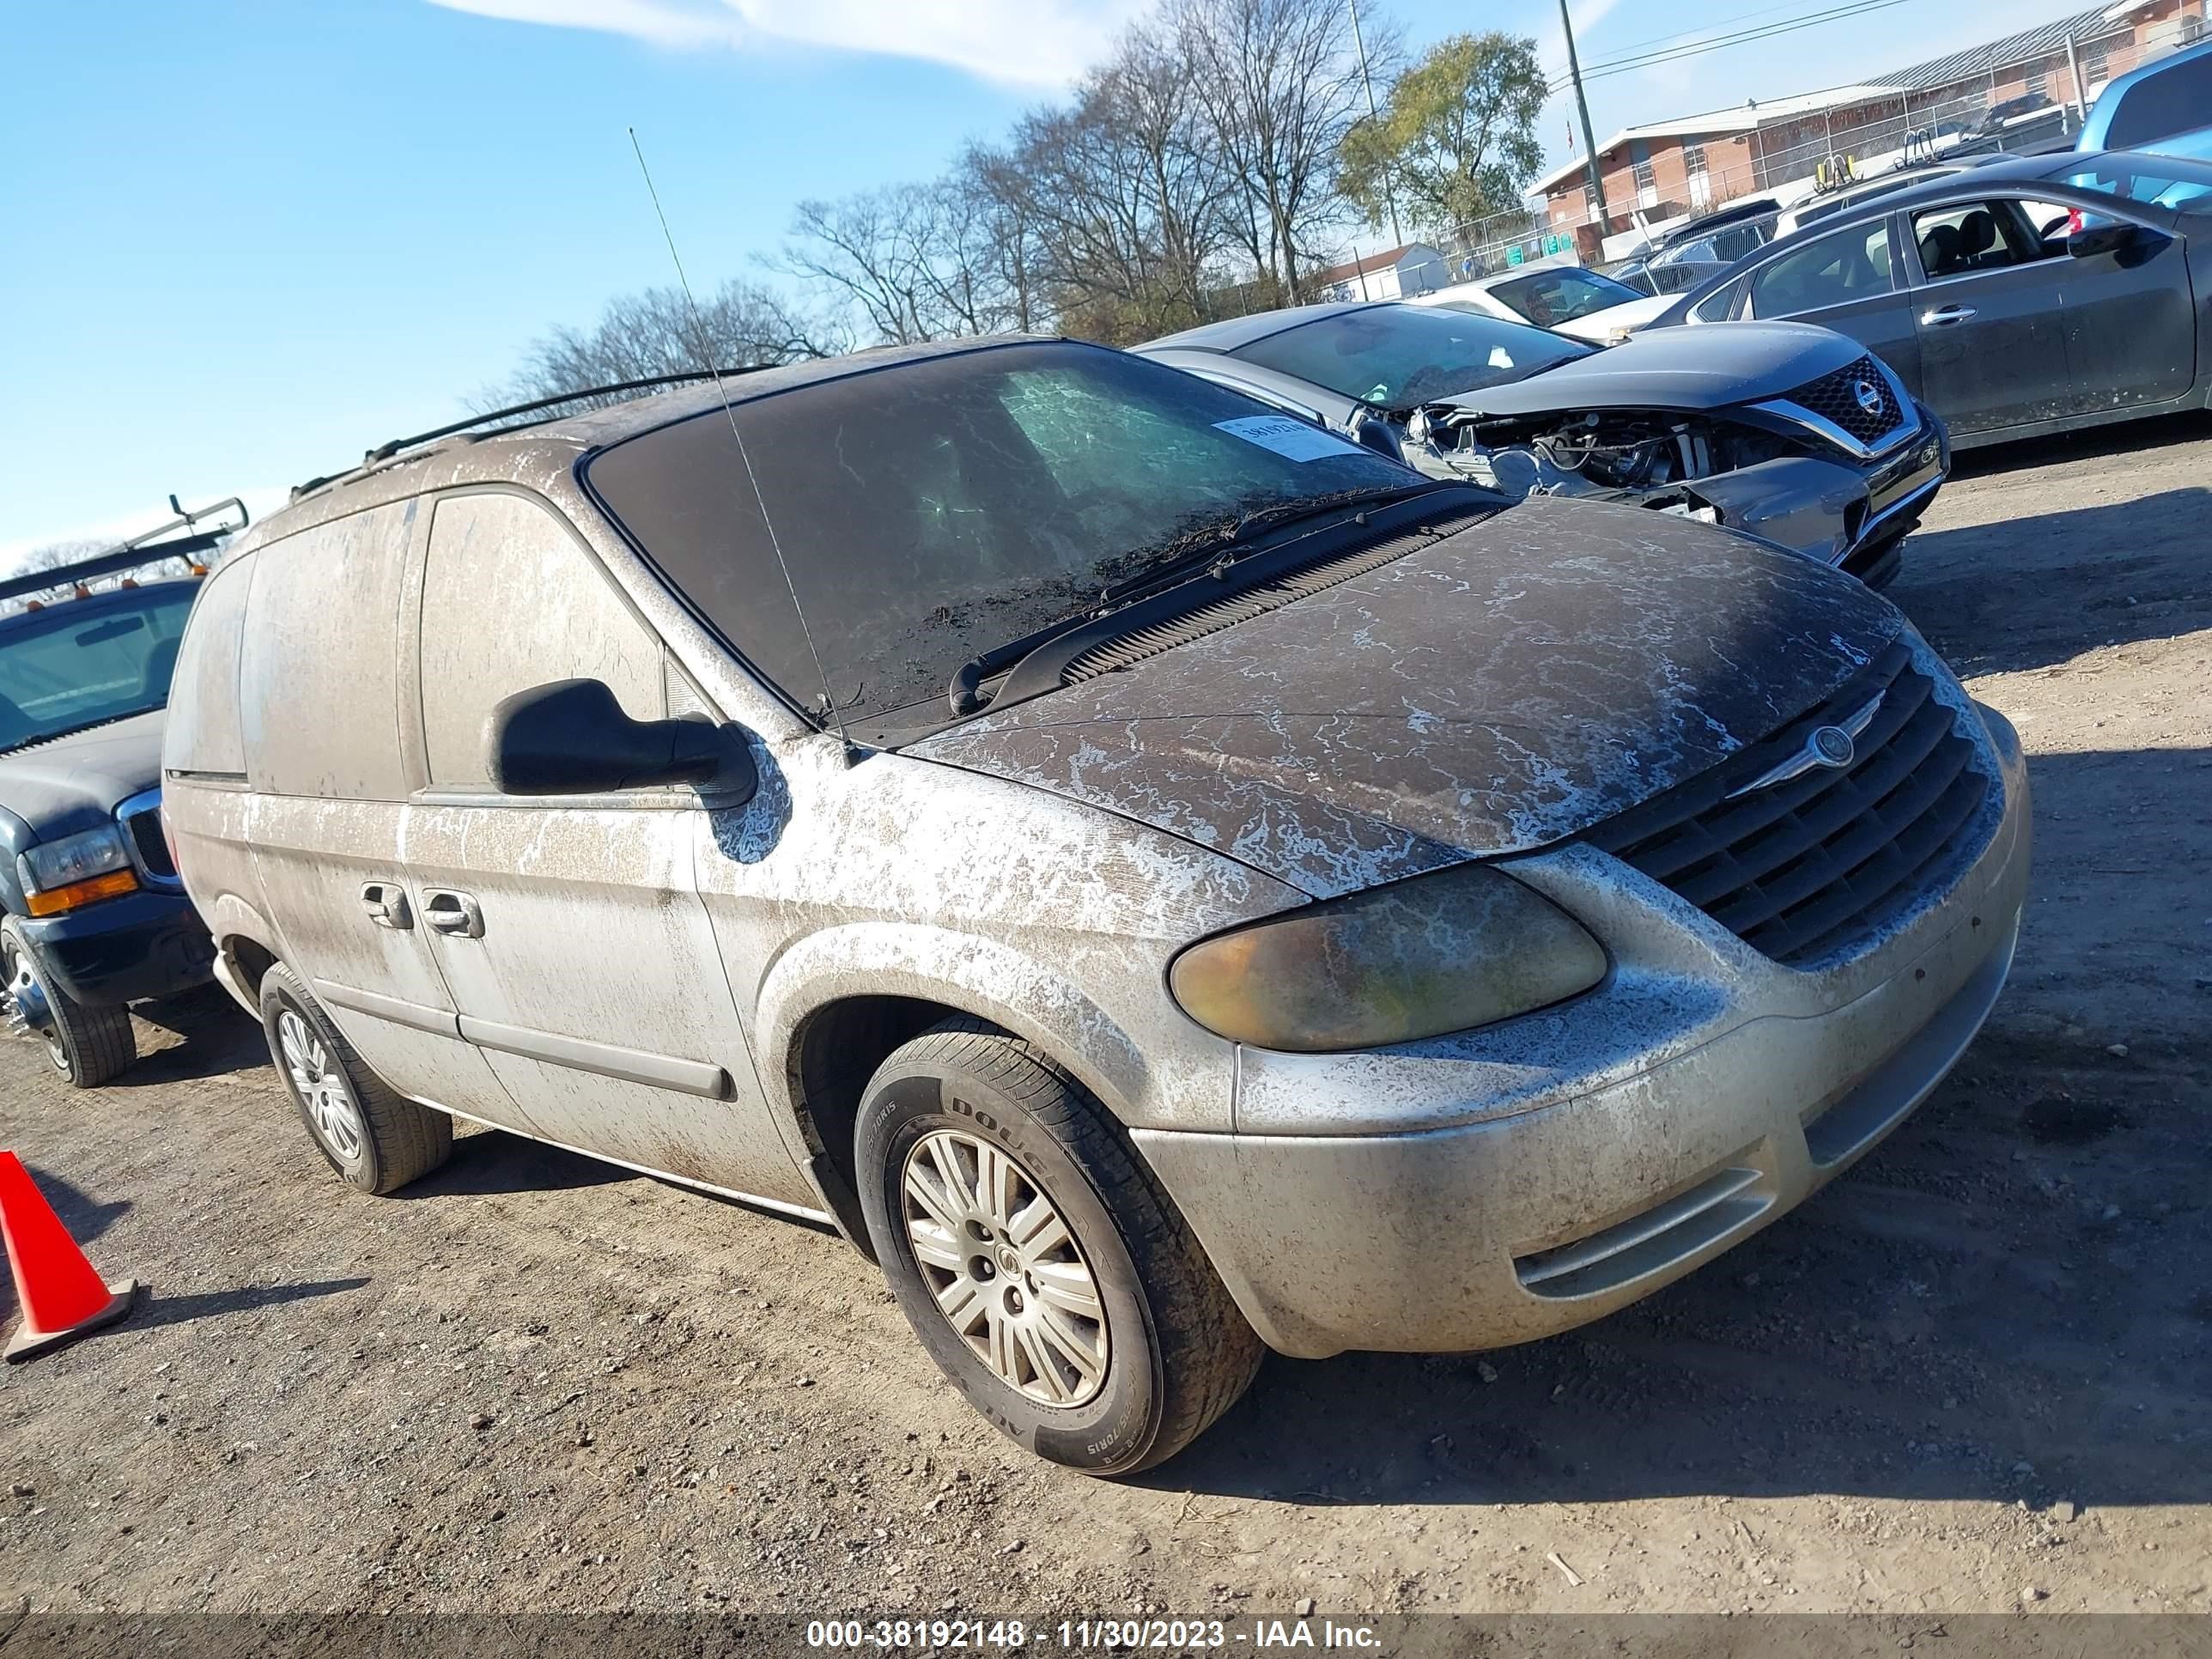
1726,693,1885,799
1851,378,1885,416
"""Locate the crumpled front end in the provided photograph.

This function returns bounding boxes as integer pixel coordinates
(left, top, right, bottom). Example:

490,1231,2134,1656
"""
1402,350,1948,586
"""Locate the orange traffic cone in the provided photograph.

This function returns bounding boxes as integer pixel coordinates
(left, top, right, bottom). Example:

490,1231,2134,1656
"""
0,1152,139,1362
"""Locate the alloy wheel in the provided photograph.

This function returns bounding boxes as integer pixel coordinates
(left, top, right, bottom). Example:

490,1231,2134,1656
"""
279,1008,364,1164
900,1127,1109,1407
2,940,67,1075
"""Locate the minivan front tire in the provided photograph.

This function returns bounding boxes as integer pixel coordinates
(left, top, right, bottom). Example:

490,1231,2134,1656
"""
258,963,452,1194
855,1018,1261,1475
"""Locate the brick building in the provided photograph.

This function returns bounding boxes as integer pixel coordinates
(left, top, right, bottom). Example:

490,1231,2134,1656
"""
1528,0,2206,254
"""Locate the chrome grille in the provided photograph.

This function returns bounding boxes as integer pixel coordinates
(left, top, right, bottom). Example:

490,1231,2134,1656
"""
1784,353,1904,447
117,791,179,885
1585,643,1991,966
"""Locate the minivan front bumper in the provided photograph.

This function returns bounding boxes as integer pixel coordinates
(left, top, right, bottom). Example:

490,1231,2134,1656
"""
1133,701,2029,1360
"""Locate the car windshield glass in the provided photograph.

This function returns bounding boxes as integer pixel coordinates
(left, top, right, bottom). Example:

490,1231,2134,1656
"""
1490,268,1643,325
2049,155,2212,211
1229,306,1589,409
0,584,198,753
586,342,1425,732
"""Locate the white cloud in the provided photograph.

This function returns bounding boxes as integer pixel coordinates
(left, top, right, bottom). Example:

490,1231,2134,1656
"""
425,0,1152,88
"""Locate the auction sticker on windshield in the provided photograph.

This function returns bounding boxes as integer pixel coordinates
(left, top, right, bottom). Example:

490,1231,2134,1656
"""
1212,415,1365,461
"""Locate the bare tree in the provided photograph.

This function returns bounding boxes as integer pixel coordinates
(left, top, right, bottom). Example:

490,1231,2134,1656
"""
13,538,106,576
1171,0,1392,302
775,181,1029,344
982,23,1244,344
959,144,1048,336
482,280,842,412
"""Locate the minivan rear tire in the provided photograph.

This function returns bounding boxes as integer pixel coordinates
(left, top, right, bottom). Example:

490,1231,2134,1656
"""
855,1018,1262,1476
259,963,452,1194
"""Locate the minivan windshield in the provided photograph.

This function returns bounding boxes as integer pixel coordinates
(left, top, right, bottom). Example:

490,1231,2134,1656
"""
587,341,1441,735
0,583,198,753
1228,306,1590,410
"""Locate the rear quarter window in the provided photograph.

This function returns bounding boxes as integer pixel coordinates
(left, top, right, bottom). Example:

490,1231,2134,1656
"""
163,562,251,775
239,501,416,800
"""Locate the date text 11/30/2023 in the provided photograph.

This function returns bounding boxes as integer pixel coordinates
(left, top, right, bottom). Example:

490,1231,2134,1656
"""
805,1617,1384,1650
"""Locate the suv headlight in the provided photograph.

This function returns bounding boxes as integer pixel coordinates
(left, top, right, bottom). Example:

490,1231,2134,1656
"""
1168,862,1606,1052
18,824,139,916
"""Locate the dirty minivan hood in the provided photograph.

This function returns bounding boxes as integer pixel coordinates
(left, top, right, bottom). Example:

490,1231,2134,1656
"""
911,495,1906,897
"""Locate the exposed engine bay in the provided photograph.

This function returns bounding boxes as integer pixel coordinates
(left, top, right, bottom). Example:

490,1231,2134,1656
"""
1404,403,1902,582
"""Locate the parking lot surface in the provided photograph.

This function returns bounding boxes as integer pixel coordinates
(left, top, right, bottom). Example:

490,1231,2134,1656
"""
3,418,2208,1620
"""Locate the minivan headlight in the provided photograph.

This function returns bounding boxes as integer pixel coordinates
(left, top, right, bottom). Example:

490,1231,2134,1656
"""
18,824,139,916
1168,863,1606,1052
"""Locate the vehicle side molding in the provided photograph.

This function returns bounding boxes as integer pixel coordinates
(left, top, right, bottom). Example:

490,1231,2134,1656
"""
455,1014,734,1101
311,979,459,1038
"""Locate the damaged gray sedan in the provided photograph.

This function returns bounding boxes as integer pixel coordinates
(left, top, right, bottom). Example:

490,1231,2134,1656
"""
164,337,2025,1477
1139,301,1948,588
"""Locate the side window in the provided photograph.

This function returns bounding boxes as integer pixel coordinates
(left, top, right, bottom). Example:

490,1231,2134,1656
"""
240,501,416,801
164,560,252,775
417,491,665,792
1689,276,1746,322
1749,222,1894,316
1911,200,2052,280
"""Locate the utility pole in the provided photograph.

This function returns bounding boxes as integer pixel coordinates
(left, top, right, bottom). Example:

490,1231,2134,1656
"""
1347,0,1403,247
2063,32,2088,126
1559,0,1609,240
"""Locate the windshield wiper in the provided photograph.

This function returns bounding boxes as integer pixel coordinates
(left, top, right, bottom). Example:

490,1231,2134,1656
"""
0,705,163,755
1096,482,1447,607
945,481,1456,718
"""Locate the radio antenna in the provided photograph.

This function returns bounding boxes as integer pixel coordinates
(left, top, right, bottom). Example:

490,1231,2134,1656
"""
629,126,855,760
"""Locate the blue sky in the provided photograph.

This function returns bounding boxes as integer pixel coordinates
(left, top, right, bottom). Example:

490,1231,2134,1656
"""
0,0,2093,561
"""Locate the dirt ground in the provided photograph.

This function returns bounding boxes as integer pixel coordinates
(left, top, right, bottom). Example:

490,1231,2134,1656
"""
3,416,2209,1633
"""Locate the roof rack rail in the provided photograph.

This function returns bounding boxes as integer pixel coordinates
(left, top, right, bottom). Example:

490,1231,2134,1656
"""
0,494,250,606
289,367,781,503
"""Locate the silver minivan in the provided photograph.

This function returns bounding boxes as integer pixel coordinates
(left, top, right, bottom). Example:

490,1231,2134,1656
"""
163,339,2029,1474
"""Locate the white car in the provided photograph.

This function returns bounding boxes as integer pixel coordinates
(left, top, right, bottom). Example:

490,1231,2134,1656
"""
1415,266,1673,344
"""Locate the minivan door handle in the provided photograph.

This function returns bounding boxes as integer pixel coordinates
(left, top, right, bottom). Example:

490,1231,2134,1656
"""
421,889,485,939
1919,304,1977,326
359,882,412,930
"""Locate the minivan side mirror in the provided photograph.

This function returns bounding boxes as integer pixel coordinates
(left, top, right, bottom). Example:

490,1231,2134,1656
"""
486,678,757,804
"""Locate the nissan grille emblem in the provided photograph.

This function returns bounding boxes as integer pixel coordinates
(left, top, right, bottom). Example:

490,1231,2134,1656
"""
1725,692,1885,799
1851,377,1884,417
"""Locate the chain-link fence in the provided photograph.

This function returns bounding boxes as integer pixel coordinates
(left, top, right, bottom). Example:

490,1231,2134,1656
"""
1431,0,2207,276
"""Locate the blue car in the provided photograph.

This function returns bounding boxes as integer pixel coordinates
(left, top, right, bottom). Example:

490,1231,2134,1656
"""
2077,36,2212,156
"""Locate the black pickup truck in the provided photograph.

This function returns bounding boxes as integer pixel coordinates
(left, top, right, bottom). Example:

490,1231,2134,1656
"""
1,499,246,1085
